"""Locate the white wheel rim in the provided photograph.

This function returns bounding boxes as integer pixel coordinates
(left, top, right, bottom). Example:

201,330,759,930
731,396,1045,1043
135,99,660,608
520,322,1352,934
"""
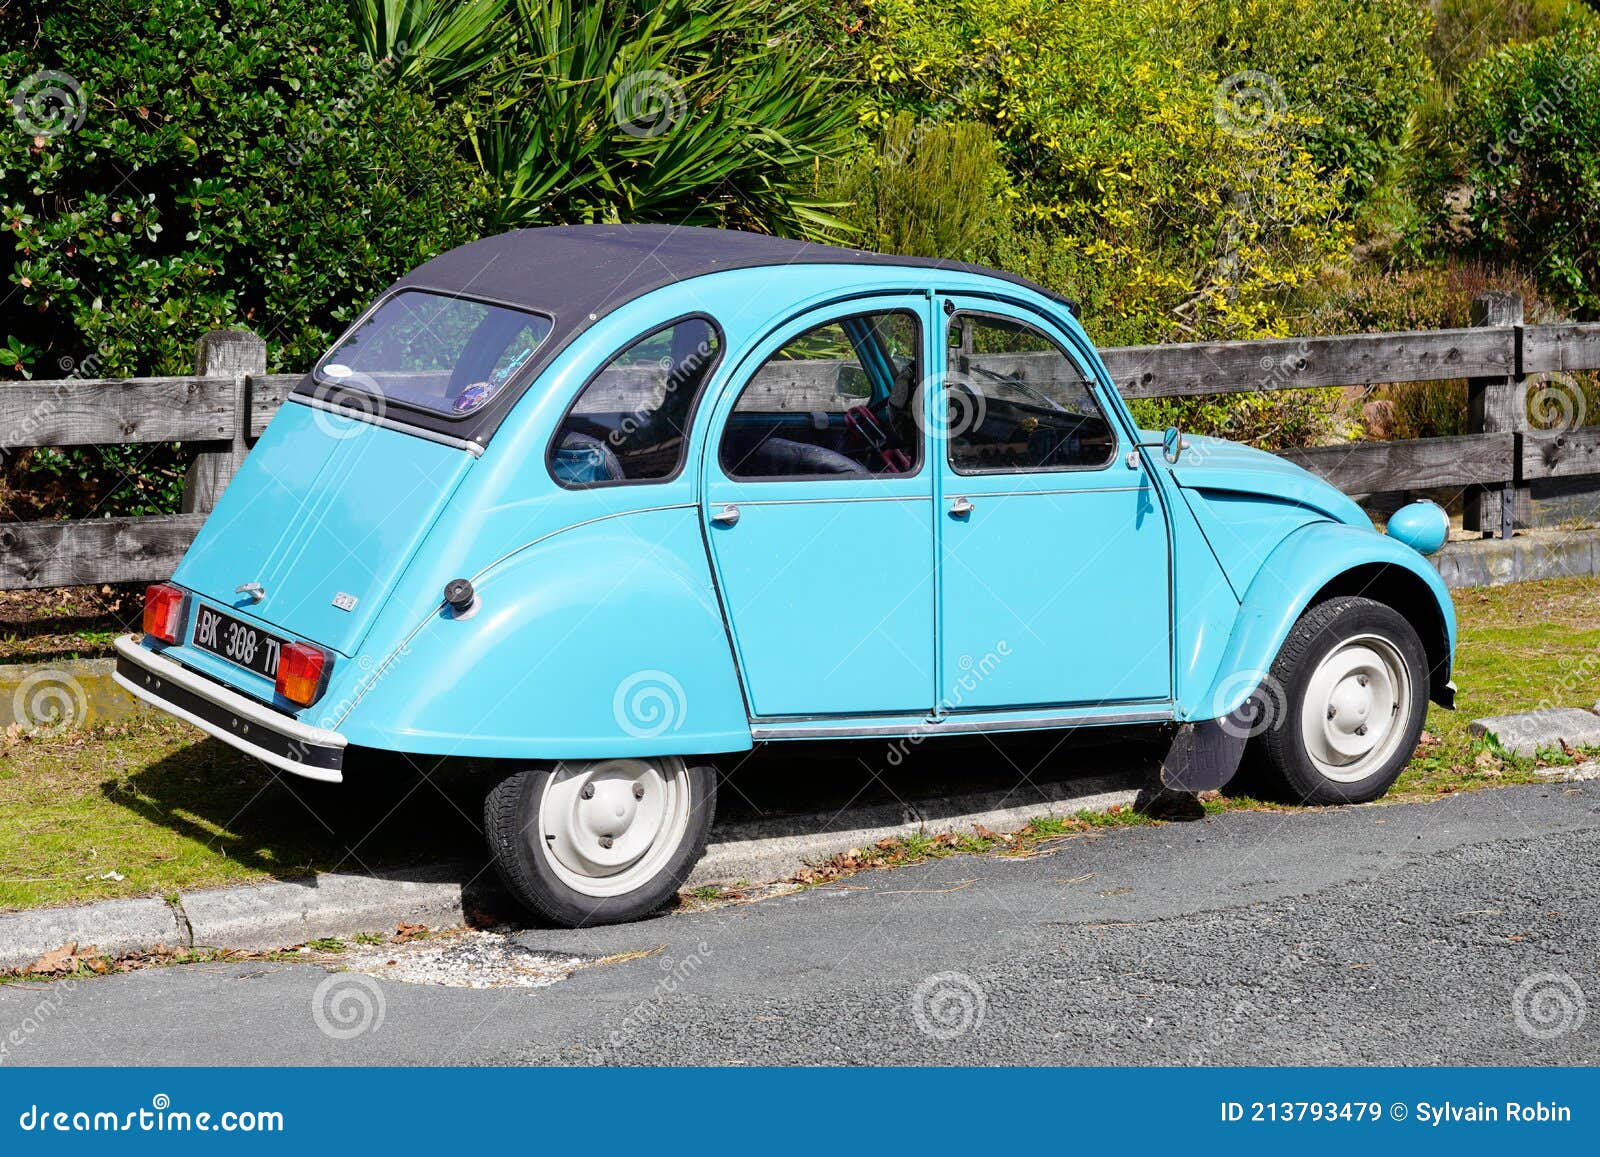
537,757,692,898
1299,633,1413,784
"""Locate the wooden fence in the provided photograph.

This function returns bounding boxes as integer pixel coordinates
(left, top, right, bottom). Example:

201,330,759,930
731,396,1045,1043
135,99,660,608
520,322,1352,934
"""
2,292,1597,590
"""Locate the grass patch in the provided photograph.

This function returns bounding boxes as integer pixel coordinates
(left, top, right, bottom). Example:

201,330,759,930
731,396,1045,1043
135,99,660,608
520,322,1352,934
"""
0,715,489,911
1390,576,1600,799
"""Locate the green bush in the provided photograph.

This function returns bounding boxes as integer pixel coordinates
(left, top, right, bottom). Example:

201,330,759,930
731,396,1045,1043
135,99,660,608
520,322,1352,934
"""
1441,27,1600,314
0,0,491,380
1202,0,1435,199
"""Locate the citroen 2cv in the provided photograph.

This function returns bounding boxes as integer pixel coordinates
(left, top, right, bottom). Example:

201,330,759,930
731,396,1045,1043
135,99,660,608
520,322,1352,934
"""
114,225,1456,926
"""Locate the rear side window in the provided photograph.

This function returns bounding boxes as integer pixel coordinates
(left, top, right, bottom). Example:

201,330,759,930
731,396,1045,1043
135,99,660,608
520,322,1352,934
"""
549,317,723,487
315,290,553,419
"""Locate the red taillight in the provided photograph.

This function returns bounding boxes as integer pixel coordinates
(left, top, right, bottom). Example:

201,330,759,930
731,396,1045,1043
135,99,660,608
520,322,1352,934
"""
276,642,331,707
143,583,189,645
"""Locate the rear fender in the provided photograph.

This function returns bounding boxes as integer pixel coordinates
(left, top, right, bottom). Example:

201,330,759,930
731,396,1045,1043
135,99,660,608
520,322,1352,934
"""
333,507,753,759
1186,520,1457,722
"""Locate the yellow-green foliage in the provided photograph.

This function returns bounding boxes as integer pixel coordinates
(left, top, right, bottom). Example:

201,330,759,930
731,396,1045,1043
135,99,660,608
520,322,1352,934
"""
1207,0,1434,194
860,0,1352,343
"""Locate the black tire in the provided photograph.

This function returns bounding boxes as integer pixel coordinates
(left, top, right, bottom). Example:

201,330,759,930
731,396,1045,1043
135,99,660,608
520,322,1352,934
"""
1247,595,1429,805
484,758,717,927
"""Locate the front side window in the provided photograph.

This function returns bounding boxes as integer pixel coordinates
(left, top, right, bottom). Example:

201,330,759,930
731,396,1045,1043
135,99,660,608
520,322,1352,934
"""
720,311,921,480
549,317,722,486
315,291,553,419
945,313,1116,473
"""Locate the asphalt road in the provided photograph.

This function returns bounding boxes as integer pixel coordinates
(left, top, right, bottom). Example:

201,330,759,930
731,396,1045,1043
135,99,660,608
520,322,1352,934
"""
4,782,1597,1066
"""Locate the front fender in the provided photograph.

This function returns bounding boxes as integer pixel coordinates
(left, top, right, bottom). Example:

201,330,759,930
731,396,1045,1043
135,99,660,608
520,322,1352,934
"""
1186,520,1457,722
334,507,753,759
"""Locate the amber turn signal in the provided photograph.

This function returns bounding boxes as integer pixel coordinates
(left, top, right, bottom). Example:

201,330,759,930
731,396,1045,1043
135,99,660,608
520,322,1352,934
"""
276,641,332,707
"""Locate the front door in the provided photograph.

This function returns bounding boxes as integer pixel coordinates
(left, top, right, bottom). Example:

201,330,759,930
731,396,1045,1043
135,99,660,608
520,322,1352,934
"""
934,300,1171,711
703,298,935,718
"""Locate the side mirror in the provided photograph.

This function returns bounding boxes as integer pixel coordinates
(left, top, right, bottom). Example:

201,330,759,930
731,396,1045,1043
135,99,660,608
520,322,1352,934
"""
1130,426,1189,468
1162,425,1188,464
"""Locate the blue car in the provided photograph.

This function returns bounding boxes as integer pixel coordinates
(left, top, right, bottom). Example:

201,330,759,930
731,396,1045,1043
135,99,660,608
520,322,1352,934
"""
115,225,1456,925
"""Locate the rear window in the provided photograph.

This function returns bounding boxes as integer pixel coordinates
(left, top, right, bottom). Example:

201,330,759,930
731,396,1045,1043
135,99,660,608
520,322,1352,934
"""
314,291,553,419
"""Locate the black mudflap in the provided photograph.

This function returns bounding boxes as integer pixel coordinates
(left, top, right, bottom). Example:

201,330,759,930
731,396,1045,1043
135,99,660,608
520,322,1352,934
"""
1159,717,1249,792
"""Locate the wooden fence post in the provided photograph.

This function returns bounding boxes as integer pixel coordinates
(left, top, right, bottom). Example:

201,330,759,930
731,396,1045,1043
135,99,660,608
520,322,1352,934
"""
180,329,265,514
1464,292,1525,538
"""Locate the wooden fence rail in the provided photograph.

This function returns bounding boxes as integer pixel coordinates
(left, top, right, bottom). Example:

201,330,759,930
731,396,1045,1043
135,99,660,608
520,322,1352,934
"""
3,293,1598,590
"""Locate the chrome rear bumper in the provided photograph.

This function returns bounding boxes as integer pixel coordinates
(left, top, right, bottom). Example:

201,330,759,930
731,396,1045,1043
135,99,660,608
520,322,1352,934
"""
113,635,346,782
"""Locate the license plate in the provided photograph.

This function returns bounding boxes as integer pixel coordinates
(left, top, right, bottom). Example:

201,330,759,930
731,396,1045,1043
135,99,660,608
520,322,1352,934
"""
192,604,286,680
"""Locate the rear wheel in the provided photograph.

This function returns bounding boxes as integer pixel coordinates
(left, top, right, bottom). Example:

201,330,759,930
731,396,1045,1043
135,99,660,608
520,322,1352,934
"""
485,757,716,927
1249,596,1428,805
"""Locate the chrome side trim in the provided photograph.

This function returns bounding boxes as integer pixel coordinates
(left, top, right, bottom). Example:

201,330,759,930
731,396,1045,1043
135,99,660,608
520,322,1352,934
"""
750,708,1172,740
287,395,487,457
112,635,346,782
720,494,927,507
953,484,1153,498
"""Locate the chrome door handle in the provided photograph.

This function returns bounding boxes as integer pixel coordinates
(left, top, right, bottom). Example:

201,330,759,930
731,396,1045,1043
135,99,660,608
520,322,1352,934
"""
948,496,974,517
710,503,741,526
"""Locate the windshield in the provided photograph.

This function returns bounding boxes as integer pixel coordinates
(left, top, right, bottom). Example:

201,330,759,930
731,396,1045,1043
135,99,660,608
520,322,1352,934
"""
314,291,554,419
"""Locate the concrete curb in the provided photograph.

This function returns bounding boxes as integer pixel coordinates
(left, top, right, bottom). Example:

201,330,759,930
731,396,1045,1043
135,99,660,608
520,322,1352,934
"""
0,771,1145,969
0,898,183,971
689,770,1143,886
180,863,488,954
1433,527,1600,589
1469,705,1600,758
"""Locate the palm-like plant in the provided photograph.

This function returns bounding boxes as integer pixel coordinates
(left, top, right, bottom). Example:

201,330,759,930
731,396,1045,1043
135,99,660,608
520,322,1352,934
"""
348,0,857,237
347,0,514,92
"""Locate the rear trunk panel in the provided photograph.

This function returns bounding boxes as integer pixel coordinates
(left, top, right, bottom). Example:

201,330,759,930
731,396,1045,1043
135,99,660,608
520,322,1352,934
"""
172,401,473,657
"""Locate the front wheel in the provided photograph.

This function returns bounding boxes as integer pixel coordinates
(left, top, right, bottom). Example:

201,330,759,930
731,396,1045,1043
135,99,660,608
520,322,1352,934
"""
485,757,717,927
1248,595,1429,805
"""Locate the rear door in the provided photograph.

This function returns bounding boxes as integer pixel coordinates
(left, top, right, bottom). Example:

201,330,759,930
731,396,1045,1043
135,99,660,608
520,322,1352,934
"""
172,400,472,657
701,297,937,718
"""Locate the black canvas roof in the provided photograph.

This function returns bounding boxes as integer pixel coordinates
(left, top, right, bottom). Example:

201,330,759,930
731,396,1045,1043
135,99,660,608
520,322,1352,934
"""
297,224,1070,446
